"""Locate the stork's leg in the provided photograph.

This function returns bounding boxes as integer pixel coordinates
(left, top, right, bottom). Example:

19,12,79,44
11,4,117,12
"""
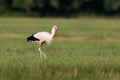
38,42,46,58
41,41,46,58
38,47,42,58
41,51,46,58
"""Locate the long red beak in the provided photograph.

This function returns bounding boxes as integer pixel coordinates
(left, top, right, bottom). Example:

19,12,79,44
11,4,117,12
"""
56,28,59,32
56,28,61,37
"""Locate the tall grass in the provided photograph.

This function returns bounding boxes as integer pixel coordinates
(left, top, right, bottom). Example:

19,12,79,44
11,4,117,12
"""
0,18,120,80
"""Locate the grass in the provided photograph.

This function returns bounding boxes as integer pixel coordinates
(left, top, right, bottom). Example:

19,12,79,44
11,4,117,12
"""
0,17,120,80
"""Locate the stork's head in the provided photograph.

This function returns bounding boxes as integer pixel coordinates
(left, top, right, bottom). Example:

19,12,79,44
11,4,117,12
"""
53,26,58,32
52,25,61,37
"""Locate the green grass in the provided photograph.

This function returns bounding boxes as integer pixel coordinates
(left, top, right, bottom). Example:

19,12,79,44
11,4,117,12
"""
0,17,120,80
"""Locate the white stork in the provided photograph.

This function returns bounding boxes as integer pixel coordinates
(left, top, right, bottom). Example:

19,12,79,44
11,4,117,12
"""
27,26,59,58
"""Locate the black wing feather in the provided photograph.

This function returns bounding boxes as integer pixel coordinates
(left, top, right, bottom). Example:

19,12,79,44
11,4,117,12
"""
27,35,39,42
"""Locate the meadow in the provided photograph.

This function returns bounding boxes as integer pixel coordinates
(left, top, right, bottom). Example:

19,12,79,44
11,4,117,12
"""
0,17,120,80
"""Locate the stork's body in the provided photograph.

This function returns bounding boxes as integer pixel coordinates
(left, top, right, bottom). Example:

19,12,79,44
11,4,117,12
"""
27,26,58,58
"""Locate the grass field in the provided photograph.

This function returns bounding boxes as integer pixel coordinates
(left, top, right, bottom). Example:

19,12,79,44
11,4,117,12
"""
0,17,120,80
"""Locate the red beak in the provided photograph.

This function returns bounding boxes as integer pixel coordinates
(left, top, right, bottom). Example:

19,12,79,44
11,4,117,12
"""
56,28,61,37
56,28,58,32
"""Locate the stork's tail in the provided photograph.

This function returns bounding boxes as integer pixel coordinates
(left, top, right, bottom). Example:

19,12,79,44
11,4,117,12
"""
27,35,39,42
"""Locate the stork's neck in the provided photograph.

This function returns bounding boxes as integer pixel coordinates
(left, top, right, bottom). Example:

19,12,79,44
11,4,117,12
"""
51,28,56,37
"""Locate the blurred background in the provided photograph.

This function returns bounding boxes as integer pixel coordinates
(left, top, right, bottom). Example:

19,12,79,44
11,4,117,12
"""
0,0,120,18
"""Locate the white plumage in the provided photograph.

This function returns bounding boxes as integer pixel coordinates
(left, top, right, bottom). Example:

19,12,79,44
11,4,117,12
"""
34,32,52,44
27,26,59,58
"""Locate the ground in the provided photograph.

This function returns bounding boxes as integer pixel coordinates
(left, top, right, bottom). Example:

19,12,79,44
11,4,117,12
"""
0,17,120,80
